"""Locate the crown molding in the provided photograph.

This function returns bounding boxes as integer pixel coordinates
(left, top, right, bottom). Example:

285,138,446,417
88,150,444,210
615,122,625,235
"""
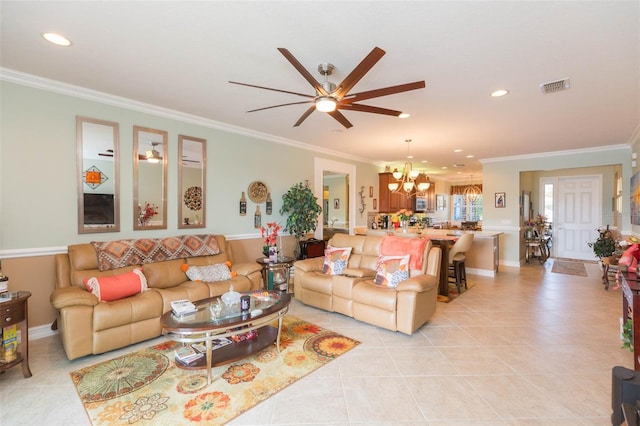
479,143,630,164
0,67,373,165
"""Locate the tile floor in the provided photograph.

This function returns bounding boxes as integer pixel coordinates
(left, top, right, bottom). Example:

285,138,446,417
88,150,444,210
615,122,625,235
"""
0,260,632,425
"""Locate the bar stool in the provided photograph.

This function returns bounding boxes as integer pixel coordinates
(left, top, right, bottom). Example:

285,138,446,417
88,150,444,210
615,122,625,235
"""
448,233,474,293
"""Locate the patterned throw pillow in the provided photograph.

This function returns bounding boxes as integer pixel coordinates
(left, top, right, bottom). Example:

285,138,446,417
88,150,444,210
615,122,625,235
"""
374,255,410,288
322,246,352,275
84,268,148,302
182,262,237,282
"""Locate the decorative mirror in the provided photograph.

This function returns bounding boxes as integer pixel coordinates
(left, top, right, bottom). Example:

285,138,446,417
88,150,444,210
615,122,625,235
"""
178,135,206,228
133,126,168,230
77,116,120,234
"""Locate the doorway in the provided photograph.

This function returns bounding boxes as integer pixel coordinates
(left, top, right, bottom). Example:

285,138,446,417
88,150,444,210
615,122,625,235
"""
313,157,356,239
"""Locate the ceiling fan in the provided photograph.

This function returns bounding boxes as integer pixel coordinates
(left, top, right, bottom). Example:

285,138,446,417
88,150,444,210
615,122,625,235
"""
229,47,426,129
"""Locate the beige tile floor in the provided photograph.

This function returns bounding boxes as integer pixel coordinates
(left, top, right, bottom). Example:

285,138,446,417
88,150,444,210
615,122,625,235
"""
0,260,632,425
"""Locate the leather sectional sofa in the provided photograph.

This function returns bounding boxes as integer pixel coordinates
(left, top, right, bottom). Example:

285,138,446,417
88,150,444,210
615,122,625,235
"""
294,233,441,334
50,234,262,360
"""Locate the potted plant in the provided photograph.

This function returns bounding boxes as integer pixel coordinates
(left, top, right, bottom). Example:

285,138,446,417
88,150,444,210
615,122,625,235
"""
588,225,616,263
279,181,323,259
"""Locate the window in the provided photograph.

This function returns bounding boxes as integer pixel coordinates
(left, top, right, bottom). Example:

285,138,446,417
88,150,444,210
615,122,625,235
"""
453,195,483,222
543,183,553,223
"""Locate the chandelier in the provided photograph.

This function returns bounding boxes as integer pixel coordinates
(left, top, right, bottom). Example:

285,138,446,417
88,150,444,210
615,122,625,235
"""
387,140,431,197
463,175,482,201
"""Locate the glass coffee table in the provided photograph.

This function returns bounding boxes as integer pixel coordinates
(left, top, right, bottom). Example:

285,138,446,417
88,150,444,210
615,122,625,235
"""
160,290,290,385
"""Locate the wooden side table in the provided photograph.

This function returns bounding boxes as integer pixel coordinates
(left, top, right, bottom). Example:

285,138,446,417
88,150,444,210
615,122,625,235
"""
0,291,32,378
256,257,295,292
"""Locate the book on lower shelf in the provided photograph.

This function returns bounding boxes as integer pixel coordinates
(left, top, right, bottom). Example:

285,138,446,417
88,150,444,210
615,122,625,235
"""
191,338,232,353
174,345,204,364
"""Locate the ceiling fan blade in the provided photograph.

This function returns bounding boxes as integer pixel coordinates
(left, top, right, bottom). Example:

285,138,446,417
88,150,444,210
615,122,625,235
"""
327,110,353,129
247,100,313,113
277,48,328,96
293,105,316,127
98,153,114,157
344,81,426,103
334,47,386,98
338,103,402,117
229,81,314,99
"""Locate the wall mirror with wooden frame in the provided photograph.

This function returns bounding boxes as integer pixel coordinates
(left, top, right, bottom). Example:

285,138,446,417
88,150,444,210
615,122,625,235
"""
133,126,168,230
178,135,206,229
77,116,120,234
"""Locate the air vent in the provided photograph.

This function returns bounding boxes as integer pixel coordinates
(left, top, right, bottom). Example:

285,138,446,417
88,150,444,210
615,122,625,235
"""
540,78,570,94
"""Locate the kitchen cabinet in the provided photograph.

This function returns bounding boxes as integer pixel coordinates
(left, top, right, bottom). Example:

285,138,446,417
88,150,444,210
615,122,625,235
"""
378,172,413,212
378,172,435,213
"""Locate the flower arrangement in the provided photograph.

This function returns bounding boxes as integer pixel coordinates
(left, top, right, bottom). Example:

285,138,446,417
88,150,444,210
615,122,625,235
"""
523,219,535,229
533,213,548,230
138,202,158,226
396,209,413,222
260,222,281,248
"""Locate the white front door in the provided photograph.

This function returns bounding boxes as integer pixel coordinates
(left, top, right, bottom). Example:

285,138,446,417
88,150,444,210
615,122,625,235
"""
555,176,602,260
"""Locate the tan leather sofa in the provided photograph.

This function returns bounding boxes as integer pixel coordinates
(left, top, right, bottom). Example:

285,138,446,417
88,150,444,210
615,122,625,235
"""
294,233,441,334
50,235,262,360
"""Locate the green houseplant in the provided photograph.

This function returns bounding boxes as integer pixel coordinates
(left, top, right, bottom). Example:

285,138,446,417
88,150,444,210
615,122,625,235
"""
279,181,323,259
588,225,616,261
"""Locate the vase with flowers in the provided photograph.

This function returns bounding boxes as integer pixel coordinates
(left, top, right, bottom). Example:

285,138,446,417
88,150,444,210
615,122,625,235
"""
523,218,535,239
138,202,158,227
533,213,548,234
396,209,412,232
260,222,282,261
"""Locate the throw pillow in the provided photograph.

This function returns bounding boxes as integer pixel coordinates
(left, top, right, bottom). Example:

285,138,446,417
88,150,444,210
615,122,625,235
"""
181,261,237,282
322,246,352,275
84,268,148,302
374,254,410,288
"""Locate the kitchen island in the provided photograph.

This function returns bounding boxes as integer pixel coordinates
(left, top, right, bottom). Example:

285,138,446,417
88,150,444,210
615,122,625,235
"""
367,228,502,278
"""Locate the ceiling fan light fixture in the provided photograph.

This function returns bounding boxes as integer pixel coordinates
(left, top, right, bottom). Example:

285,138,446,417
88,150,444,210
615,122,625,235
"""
146,149,161,163
315,96,337,112
398,112,410,119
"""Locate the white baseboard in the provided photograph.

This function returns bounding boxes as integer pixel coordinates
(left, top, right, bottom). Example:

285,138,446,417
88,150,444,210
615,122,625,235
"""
467,267,496,277
28,323,58,341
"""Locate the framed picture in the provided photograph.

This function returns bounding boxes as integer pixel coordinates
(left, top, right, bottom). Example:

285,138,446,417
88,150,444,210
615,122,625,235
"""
436,194,445,211
334,198,340,209
495,192,506,208
373,198,377,210
369,186,374,197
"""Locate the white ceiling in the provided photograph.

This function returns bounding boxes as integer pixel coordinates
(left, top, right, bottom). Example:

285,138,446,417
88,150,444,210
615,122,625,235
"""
1,1,638,180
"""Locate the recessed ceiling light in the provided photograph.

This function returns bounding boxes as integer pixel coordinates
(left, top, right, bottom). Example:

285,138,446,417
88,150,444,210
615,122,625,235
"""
42,32,72,46
491,89,509,97
466,155,474,158
398,113,410,119
441,166,448,169
421,160,428,163
454,149,462,153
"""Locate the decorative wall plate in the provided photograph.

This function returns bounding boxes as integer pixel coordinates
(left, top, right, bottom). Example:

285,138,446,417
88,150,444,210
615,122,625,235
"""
248,181,268,203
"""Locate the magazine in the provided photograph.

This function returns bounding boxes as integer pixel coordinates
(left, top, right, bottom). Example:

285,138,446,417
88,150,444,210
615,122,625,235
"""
174,345,203,364
191,338,232,353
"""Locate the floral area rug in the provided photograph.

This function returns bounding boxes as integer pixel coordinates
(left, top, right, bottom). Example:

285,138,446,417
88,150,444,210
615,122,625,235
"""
70,316,359,425
551,260,588,277
437,281,476,303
